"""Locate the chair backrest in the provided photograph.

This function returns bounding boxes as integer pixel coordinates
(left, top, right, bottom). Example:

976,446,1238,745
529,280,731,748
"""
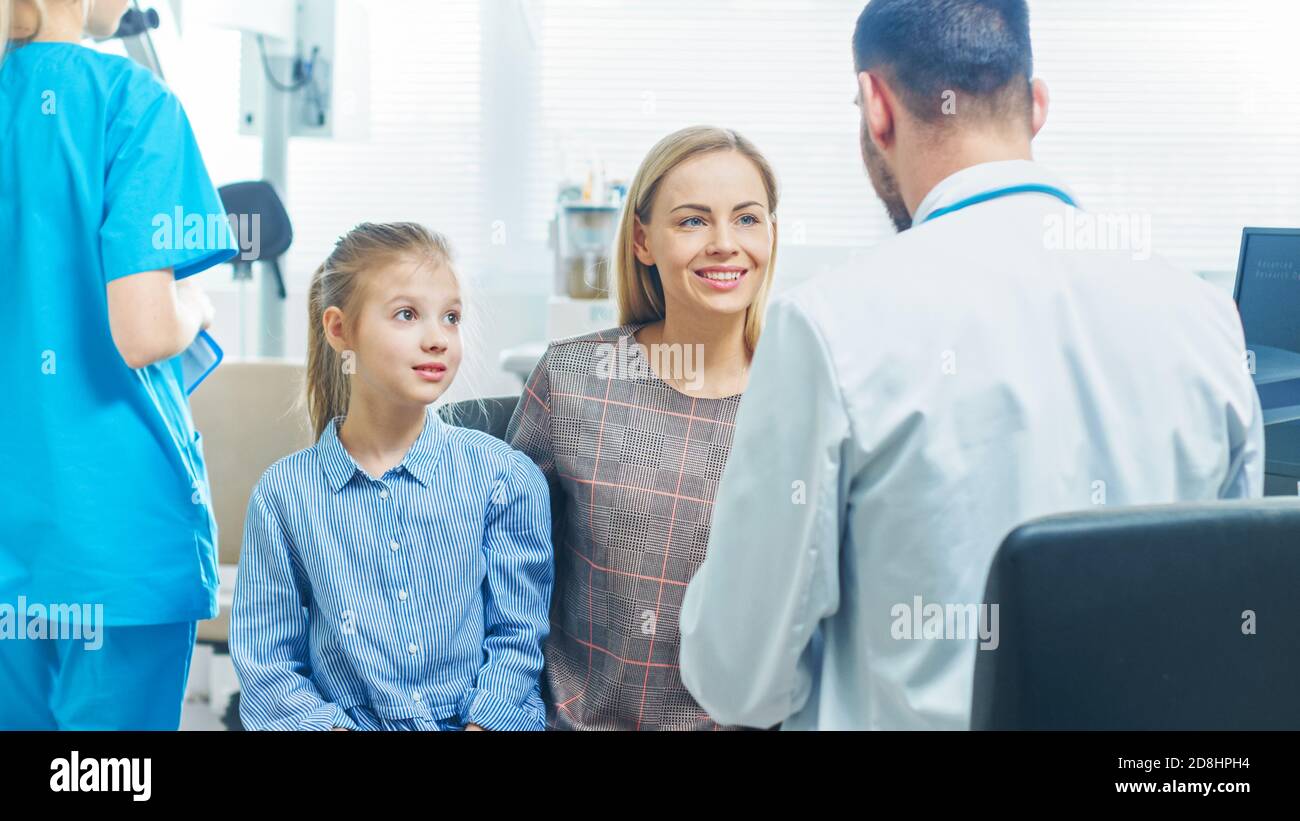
189,360,313,566
217,181,293,261
437,396,520,442
971,499,1300,730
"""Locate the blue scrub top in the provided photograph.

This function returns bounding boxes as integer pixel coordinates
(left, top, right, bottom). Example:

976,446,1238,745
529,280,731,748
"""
0,42,236,626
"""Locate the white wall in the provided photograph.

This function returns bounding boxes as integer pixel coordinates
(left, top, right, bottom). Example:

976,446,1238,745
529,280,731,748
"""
128,0,1300,401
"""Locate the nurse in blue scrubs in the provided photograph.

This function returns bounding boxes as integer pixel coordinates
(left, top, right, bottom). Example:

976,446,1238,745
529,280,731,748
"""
0,0,236,728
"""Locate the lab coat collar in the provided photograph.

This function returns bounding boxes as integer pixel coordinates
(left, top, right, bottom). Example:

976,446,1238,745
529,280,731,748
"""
316,408,445,492
911,159,1079,225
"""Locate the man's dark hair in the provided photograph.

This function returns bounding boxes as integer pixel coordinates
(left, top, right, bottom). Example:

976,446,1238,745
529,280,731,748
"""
853,0,1034,124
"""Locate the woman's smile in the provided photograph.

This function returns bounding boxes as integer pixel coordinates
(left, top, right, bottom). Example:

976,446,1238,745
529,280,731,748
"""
693,265,749,290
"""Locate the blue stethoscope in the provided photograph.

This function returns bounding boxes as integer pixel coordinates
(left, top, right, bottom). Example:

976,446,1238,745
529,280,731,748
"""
921,184,1077,224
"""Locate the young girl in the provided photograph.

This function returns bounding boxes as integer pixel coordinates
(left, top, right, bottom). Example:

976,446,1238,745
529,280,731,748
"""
232,223,553,731
506,126,780,730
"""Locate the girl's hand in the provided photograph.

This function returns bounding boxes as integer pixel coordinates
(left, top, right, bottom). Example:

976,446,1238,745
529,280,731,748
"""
331,727,349,731
465,723,485,731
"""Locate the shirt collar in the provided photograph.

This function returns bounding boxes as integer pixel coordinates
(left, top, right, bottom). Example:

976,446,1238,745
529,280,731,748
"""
911,159,1079,226
316,408,446,493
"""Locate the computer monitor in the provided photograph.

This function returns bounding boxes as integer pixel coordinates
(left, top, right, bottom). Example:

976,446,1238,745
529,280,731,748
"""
1234,227,1300,423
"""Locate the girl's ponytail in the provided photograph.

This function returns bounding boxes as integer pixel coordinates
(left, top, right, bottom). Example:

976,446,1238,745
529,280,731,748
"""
305,260,354,440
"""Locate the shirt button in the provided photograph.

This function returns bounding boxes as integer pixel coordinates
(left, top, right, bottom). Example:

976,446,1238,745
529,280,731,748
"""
390,540,400,551
398,590,408,601
412,691,421,702
379,489,389,499
408,642,418,655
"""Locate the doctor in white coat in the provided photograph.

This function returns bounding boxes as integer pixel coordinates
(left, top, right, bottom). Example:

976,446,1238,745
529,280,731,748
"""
679,0,1264,730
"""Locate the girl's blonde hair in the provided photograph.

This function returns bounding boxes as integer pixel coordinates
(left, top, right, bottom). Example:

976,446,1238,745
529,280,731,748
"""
305,222,455,439
614,125,779,357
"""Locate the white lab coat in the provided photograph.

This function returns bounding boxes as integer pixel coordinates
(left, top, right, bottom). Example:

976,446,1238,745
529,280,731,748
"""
679,160,1265,730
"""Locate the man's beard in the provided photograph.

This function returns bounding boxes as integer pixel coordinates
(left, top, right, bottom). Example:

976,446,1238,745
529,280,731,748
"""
860,121,912,233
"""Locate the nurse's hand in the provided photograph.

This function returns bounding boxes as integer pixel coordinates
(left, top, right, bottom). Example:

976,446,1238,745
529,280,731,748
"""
176,278,215,331
107,268,215,368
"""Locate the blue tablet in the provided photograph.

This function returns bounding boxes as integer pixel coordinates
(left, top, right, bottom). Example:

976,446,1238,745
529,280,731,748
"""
180,330,223,395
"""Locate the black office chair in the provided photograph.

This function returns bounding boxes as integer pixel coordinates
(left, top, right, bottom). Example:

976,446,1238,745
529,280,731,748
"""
972,499,1300,730
217,180,293,299
437,396,520,442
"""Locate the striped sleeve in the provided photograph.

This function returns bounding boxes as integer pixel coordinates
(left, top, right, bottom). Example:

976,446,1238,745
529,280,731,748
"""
230,484,359,731
458,450,554,731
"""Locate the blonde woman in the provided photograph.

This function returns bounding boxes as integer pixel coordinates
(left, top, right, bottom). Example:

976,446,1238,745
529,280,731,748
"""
506,125,779,730
0,0,232,729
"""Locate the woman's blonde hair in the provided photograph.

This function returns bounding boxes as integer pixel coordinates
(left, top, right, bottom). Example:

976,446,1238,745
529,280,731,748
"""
305,222,456,439
2,0,39,58
3,0,100,67
614,125,779,357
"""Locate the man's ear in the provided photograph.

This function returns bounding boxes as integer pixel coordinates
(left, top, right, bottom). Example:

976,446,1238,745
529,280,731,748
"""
322,306,348,354
632,217,655,267
1030,77,1050,138
860,71,897,153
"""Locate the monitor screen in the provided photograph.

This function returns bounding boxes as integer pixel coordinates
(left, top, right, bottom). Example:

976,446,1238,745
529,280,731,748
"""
1235,229,1300,414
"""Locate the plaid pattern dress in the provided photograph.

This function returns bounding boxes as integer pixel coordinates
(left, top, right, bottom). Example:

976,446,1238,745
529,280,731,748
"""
506,324,742,730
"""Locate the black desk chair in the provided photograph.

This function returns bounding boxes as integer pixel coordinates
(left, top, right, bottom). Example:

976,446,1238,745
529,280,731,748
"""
217,180,293,299
438,396,520,442
972,499,1300,730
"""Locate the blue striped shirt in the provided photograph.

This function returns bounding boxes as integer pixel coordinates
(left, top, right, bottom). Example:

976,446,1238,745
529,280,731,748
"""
231,409,553,731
